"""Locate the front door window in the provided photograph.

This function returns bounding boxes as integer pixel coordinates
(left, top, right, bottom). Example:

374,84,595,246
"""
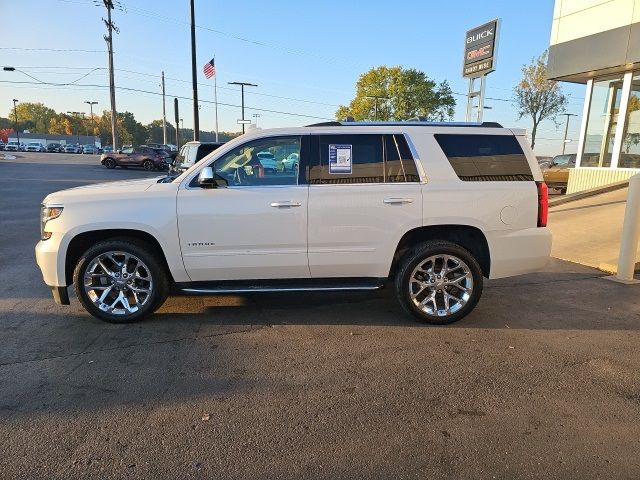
212,136,301,186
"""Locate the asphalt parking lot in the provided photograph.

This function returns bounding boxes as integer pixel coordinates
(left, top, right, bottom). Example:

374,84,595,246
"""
1,152,640,479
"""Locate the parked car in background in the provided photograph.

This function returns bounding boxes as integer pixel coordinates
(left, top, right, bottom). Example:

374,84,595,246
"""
281,152,299,172
64,144,82,154
542,153,576,194
173,141,225,172
536,156,553,169
102,145,113,154
5,141,20,152
100,145,171,170
0,141,5,151
26,142,46,152
46,143,63,153
144,143,178,163
82,144,98,154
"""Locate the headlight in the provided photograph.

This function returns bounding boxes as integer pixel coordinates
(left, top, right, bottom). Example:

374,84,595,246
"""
40,205,63,240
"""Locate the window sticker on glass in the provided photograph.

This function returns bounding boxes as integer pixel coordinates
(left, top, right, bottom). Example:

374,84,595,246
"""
329,144,352,174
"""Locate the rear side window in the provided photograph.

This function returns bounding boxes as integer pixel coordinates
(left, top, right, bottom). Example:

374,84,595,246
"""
309,134,419,184
385,135,420,182
434,134,533,181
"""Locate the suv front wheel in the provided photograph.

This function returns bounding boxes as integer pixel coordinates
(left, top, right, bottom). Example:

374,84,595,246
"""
395,241,483,325
73,239,169,323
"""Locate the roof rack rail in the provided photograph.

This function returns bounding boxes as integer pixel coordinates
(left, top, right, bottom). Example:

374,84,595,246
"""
305,120,503,128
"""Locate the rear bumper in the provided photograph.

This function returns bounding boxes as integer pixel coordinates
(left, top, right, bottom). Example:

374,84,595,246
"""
487,227,552,279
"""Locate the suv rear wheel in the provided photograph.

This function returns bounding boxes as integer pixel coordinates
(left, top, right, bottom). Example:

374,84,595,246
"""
73,239,169,323
143,160,155,171
395,241,483,325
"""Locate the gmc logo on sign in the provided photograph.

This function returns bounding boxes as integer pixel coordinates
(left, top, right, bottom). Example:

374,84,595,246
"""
467,45,491,60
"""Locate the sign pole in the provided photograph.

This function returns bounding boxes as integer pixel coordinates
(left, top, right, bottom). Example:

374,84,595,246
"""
477,75,486,122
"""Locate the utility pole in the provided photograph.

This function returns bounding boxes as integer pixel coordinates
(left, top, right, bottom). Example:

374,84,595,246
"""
161,71,167,144
12,99,19,144
228,81,258,134
365,95,389,121
174,98,180,149
102,0,119,150
189,0,199,141
561,113,578,155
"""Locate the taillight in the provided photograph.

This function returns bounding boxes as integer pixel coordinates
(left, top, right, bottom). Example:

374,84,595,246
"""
536,181,548,227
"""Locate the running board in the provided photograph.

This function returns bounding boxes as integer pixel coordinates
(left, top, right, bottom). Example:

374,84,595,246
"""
177,278,386,295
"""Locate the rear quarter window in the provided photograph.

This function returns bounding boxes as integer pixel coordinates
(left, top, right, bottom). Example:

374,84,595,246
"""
434,134,533,181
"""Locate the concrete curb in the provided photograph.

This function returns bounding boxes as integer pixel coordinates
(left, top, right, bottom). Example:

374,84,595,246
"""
598,261,640,275
549,179,629,207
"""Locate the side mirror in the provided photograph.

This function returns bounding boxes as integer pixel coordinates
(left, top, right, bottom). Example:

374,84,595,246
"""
198,166,217,188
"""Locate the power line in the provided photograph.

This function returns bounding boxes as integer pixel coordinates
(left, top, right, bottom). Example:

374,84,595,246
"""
0,80,335,121
8,64,342,108
0,47,105,53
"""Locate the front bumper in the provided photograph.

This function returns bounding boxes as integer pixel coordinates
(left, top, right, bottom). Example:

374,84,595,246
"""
36,235,71,305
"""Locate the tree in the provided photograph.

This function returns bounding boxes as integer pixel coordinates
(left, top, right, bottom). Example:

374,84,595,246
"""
0,128,13,143
336,66,455,121
513,51,568,149
8,102,57,134
48,114,74,135
145,119,176,144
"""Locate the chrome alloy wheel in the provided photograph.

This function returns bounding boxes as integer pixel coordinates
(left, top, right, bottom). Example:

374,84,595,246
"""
409,254,473,317
84,251,153,316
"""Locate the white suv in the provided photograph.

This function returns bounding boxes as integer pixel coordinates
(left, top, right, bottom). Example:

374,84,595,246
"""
36,121,551,324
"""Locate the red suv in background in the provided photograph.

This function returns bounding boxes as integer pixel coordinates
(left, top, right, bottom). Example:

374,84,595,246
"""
100,145,171,171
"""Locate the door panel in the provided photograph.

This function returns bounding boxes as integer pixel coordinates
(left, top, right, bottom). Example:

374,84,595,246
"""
177,186,309,281
177,134,310,282
308,184,422,278
307,133,422,278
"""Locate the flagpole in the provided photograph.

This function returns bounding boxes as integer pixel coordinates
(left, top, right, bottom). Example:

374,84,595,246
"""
214,57,219,143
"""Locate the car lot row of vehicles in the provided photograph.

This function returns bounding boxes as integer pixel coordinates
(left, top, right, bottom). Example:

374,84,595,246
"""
0,141,104,154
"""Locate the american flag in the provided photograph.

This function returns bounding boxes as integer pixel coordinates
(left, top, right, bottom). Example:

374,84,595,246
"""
203,58,215,79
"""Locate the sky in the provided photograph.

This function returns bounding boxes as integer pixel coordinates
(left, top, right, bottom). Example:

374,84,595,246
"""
0,0,585,156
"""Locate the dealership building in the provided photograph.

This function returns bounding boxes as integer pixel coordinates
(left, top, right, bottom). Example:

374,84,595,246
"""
548,0,640,193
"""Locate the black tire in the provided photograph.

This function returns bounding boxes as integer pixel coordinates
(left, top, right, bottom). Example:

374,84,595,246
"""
143,160,155,171
560,188,567,195
73,238,170,323
395,241,483,325
103,158,116,169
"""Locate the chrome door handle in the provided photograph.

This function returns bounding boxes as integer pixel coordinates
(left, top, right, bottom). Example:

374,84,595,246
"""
383,198,414,205
270,201,302,208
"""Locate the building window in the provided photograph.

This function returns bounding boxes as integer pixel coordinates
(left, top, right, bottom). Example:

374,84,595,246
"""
619,73,640,169
581,76,625,168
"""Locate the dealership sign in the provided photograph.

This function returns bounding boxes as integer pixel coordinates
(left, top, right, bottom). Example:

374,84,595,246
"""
463,19,499,78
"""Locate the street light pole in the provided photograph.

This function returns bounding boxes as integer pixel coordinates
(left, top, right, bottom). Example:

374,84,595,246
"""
252,113,261,127
228,81,257,133
561,113,578,155
84,101,97,138
12,99,19,144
